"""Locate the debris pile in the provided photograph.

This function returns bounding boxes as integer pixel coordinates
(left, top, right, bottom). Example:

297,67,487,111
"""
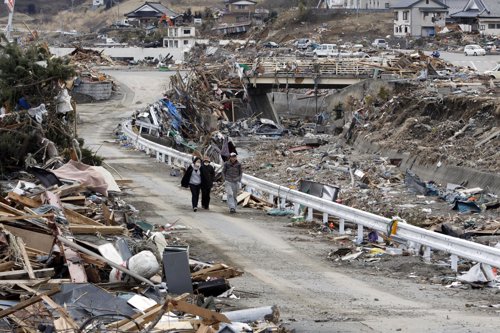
0,40,77,172
0,160,285,332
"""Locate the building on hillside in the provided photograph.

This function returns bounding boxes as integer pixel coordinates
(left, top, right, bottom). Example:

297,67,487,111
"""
213,0,269,35
163,26,196,48
450,0,500,35
124,1,181,27
392,0,448,36
321,0,397,9
220,0,257,24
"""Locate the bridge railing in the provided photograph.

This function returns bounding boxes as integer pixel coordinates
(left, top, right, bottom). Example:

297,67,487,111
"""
242,57,398,78
121,121,500,271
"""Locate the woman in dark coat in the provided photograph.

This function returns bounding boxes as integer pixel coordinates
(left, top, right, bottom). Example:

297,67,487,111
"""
200,156,215,209
181,157,203,211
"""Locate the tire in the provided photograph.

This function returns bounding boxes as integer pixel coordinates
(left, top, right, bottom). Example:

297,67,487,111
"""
464,53,467,56
473,52,477,56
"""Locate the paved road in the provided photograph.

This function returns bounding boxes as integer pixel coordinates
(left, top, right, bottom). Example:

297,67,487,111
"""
77,71,500,333
426,51,500,72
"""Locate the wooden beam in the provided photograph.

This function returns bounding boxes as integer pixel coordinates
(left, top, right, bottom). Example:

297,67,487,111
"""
69,225,126,235
6,192,41,208
63,208,103,226
0,268,54,280
17,283,78,329
16,238,35,279
0,287,59,318
118,304,165,331
0,214,53,222
171,300,231,324
0,262,15,272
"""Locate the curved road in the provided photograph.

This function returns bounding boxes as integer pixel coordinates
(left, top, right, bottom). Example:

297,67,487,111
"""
77,71,500,333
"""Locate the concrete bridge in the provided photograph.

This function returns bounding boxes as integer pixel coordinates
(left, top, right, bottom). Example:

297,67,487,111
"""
241,57,396,89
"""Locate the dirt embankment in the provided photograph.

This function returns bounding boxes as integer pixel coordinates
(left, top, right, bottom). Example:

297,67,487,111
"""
357,83,500,173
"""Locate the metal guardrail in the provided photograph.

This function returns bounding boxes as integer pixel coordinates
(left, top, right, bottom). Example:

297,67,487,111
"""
122,121,500,269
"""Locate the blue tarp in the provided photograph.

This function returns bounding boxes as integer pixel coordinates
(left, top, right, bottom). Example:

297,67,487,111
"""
161,99,182,130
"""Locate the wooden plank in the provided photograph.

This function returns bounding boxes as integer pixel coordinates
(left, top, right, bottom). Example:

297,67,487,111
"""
0,262,15,272
16,238,35,279
107,304,162,329
7,314,36,333
0,279,69,285
63,208,103,226
236,192,251,204
52,183,83,197
3,225,54,253
191,264,226,278
0,214,53,221
118,304,165,331
0,268,54,280
171,300,231,324
18,283,78,329
0,202,24,216
0,287,59,318
60,196,86,204
69,225,126,235
6,192,41,208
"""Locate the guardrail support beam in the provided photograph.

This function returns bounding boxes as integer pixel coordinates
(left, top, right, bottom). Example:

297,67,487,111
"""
307,207,313,222
339,218,345,235
294,203,300,216
168,155,172,165
280,198,286,209
450,254,458,272
323,213,328,224
269,194,274,205
356,224,363,244
424,246,432,263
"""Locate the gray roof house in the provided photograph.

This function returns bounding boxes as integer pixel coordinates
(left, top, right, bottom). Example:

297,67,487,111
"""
392,0,449,37
124,2,180,26
450,0,500,34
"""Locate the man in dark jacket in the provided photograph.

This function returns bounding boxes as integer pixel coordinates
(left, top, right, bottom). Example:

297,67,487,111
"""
181,157,203,211
200,156,215,209
222,152,242,213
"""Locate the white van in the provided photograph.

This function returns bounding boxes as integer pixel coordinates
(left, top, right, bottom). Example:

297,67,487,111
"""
313,44,338,57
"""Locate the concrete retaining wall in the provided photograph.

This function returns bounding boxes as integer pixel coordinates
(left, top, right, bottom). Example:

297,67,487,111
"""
268,79,394,120
354,138,500,195
73,81,113,101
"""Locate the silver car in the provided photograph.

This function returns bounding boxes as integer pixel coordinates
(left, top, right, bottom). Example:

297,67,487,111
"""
464,44,486,56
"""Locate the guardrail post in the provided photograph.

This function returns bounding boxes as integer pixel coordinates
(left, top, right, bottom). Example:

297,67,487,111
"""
450,254,458,272
339,218,345,235
323,212,328,224
156,151,160,161
168,155,172,165
294,203,300,216
269,194,274,205
424,246,432,263
161,153,166,163
280,198,286,209
306,207,313,222
145,147,150,155
356,224,363,243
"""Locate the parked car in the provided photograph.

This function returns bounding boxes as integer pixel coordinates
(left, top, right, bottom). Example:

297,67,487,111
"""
464,44,486,56
371,39,388,49
294,38,312,50
262,41,279,48
484,63,500,79
313,43,338,57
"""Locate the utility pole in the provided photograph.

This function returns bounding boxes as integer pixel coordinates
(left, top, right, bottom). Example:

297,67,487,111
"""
5,0,16,41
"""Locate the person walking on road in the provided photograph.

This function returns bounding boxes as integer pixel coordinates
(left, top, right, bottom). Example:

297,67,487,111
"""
181,157,203,211
222,152,242,213
200,156,215,210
